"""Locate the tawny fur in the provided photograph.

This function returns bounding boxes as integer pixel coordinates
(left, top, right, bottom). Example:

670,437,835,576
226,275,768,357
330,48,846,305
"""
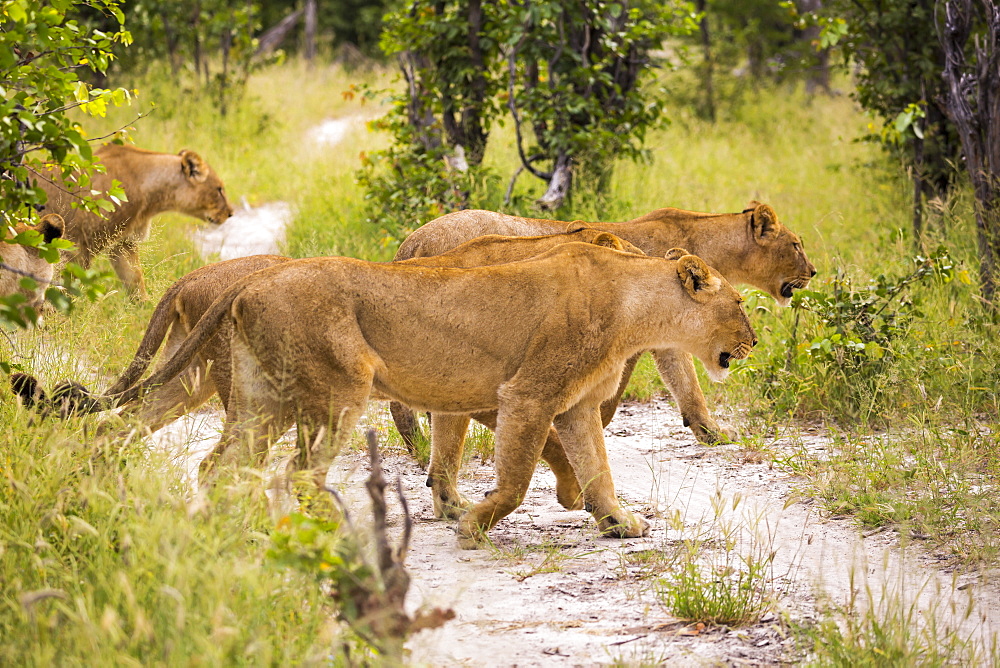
33,144,234,298
393,202,816,446
50,244,756,548
15,230,642,512
0,214,65,309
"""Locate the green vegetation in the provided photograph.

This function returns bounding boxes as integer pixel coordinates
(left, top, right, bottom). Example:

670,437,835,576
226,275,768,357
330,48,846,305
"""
0,0,132,328
0,415,333,664
651,492,774,627
805,570,998,666
3,8,1000,661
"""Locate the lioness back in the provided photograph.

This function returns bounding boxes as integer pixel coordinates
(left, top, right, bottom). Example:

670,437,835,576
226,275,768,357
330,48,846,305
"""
396,204,815,306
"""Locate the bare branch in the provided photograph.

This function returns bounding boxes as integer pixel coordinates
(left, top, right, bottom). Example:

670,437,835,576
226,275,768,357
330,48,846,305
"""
0,261,53,285
506,50,553,181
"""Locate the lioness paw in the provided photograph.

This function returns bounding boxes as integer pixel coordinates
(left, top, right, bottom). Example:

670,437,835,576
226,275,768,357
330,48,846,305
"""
598,511,650,539
691,420,736,445
455,521,489,550
433,491,473,520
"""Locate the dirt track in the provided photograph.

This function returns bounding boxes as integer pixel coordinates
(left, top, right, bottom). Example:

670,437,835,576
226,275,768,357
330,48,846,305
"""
154,397,1000,666
339,398,1000,666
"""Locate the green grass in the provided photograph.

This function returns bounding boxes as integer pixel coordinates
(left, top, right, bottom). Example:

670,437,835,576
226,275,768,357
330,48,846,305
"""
651,491,775,627
4,56,1000,659
803,568,998,666
0,410,334,664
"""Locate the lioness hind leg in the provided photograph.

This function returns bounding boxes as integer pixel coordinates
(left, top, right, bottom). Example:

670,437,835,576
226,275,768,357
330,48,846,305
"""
389,400,423,457
652,349,734,444
200,337,293,487
108,238,147,300
472,411,583,511
294,396,367,491
457,408,552,549
553,404,649,539
428,413,473,519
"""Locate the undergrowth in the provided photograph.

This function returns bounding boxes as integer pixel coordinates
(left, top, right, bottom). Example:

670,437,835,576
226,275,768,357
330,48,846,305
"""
3,57,1000,660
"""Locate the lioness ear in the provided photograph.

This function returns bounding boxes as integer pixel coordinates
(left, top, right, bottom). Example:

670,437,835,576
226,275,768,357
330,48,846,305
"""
565,221,589,233
750,203,779,241
590,232,624,250
179,150,209,184
664,247,688,261
677,254,721,299
38,214,64,243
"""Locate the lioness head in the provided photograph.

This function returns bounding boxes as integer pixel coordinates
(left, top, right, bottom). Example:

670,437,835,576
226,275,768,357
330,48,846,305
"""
742,202,816,307
177,149,234,225
670,248,757,382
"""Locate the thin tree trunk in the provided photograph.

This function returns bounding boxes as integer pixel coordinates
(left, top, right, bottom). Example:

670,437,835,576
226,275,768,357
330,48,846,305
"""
191,3,202,80
695,0,716,122
912,135,925,243
219,28,231,117
304,0,317,63
940,0,1000,305
537,151,572,210
161,10,180,76
255,8,303,55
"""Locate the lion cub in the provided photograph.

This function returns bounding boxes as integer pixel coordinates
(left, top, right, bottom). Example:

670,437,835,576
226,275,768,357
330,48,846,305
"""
35,143,233,299
0,214,65,310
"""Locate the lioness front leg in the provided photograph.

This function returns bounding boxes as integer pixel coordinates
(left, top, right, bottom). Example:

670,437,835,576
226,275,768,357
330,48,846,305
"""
471,411,583,511
428,413,474,519
652,349,734,444
457,408,552,549
553,404,649,539
108,239,148,300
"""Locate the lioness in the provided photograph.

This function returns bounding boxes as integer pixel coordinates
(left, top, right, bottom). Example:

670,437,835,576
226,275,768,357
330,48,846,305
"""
34,144,234,298
0,214,65,309
58,243,756,547
12,228,641,512
392,202,816,446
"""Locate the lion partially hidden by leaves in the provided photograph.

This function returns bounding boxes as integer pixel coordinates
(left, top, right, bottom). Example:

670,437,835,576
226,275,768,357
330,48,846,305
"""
0,214,65,310
35,143,233,299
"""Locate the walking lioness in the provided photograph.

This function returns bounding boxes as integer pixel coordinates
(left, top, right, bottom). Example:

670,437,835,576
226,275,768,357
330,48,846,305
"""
30,244,756,547
34,144,233,298
13,228,643,513
392,202,816,446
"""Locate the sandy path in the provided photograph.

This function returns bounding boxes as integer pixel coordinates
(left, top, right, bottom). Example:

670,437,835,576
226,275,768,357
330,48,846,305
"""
359,399,1000,666
187,114,369,261
150,397,999,666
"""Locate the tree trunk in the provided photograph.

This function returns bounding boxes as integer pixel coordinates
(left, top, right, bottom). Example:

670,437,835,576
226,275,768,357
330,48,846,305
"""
304,0,317,63
798,0,832,95
912,135,926,243
255,8,303,55
695,0,716,122
219,28,231,117
161,10,180,76
191,3,203,83
399,52,442,152
939,0,1000,305
537,152,572,210
462,0,487,165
